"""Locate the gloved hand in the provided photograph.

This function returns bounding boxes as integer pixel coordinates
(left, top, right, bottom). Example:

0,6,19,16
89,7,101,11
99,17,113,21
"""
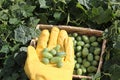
24,27,75,80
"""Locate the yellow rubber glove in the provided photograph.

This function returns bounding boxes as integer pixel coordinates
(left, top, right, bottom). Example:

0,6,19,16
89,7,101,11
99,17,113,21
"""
24,27,75,80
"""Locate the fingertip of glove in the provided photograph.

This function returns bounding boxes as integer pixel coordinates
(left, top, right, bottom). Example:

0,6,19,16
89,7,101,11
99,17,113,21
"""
52,26,60,31
41,29,49,36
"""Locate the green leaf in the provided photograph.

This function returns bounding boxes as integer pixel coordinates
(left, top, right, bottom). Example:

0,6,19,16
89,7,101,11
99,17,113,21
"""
14,25,31,44
38,0,48,8
29,27,41,38
109,64,120,80
11,73,19,80
115,10,120,18
4,56,15,68
53,12,62,20
10,44,20,52
10,4,20,11
14,25,40,44
76,2,87,12
0,10,8,21
92,72,101,80
37,13,48,24
78,0,90,9
0,45,9,53
21,5,36,17
9,18,19,24
0,0,4,8
59,0,66,4
28,17,40,27
118,27,120,34
88,7,113,24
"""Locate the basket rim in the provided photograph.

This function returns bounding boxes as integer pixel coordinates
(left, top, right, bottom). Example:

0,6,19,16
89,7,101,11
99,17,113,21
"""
36,24,103,37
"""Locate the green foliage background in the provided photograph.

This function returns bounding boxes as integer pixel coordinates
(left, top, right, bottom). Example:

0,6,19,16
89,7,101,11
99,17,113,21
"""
0,0,120,80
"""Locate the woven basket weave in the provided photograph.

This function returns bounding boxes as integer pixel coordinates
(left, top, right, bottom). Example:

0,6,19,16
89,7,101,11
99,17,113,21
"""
30,24,107,80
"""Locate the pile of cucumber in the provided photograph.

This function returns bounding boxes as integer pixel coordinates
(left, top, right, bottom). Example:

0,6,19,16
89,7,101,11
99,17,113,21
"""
69,33,102,76
41,45,66,68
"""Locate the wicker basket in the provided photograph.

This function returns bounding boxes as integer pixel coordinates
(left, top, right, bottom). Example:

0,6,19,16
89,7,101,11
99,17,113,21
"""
30,24,107,80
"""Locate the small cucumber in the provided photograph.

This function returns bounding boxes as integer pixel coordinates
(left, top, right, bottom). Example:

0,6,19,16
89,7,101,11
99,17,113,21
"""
42,58,49,64
73,33,78,37
94,47,101,55
75,63,80,69
76,46,82,51
87,53,93,62
42,52,53,59
76,52,81,57
83,61,90,68
77,69,82,75
87,66,97,73
49,49,57,56
54,45,60,51
77,58,82,63
57,61,63,68
89,36,97,42
95,55,100,61
91,42,99,47
84,43,90,48
82,35,89,43
92,60,98,66
50,57,62,63
76,36,81,41
77,41,85,46
56,52,66,57
82,48,89,57
81,65,87,73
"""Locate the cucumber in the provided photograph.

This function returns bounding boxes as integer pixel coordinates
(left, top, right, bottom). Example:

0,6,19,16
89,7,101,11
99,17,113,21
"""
77,58,82,63
71,37,75,41
42,58,49,64
77,41,85,46
95,55,100,61
87,53,93,62
56,52,66,57
89,36,97,42
73,33,78,37
83,61,90,68
76,36,81,41
57,61,63,68
94,47,101,55
76,46,82,51
87,66,97,73
82,48,89,57
84,43,90,48
54,45,60,51
89,46,95,53
81,65,87,74
97,37,102,42
50,57,62,63
77,69,82,75
91,42,99,47
43,48,49,52
76,52,81,57
75,63,80,69
49,49,57,56
82,35,89,43
73,40,77,46
42,52,53,59
92,60,98,66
